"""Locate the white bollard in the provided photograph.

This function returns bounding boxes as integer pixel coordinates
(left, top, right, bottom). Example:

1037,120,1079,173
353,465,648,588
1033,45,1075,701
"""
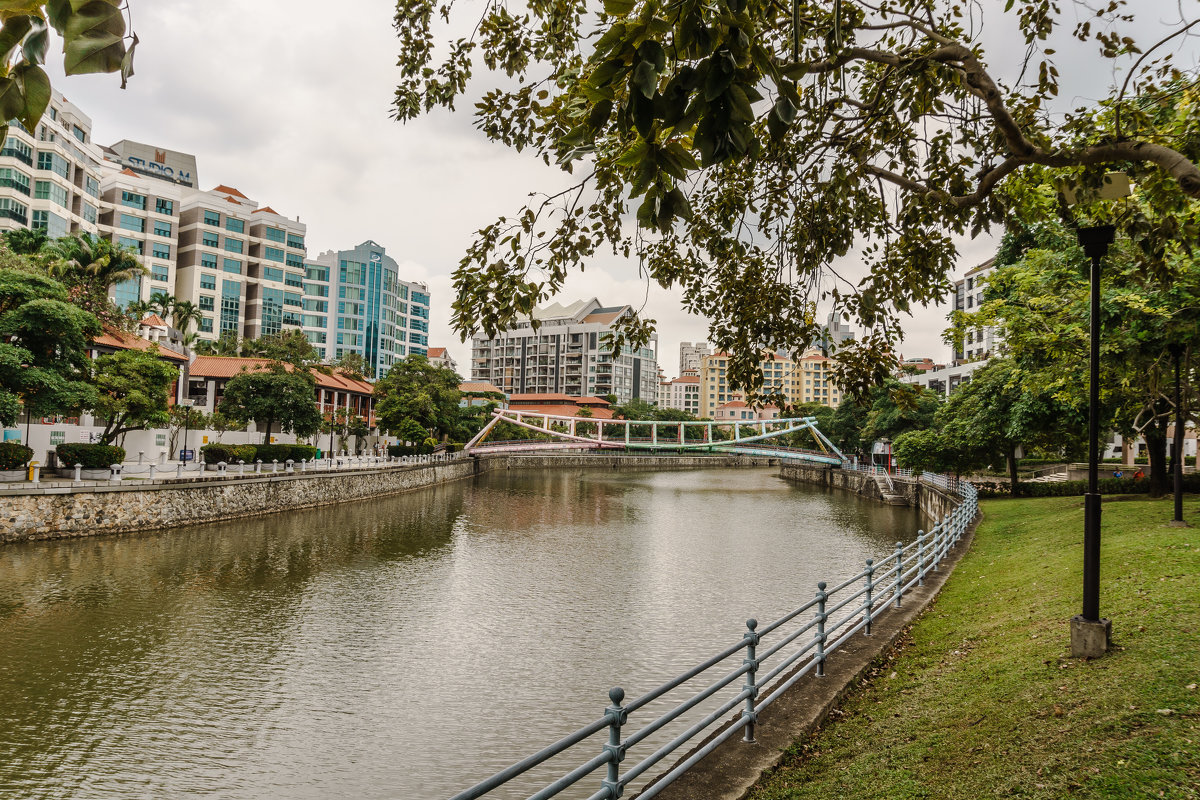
138,451,144,464
255,460,262,474
176,463,184,479
110,463,122,483
159,451,167,465
300,458,307,473
218,461,228,476
238,459,246,475
272,459,279,473
73,463,82,483
149,464,156,481
285,459,294,473
31,465,40,486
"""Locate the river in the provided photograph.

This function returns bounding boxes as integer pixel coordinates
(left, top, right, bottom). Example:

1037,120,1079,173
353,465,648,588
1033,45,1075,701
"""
0,466,922,799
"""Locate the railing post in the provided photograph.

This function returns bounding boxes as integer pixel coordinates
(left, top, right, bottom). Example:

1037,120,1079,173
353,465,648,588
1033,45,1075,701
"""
176,463,183,479
255,459,262,474
815,582,828,677
893,542,904,608
148,464,156,481
602,687,627,799
742,618,759,743
73,462,82,483
864,559,875,635
285,459,294,473
917,529,925,586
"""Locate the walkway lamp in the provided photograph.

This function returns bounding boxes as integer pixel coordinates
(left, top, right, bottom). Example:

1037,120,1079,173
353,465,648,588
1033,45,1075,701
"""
1064,172,1130,660
1167,343,1187,528
180,399,194,464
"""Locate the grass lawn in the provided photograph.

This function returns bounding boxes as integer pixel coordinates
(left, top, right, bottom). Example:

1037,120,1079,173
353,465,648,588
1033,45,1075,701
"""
747,495,1200,800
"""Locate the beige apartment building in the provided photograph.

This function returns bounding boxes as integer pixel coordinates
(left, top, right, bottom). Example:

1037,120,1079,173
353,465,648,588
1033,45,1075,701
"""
700,350,841,418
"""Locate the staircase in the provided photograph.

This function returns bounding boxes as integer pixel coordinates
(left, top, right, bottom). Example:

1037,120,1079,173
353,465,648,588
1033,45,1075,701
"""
872,471,910,505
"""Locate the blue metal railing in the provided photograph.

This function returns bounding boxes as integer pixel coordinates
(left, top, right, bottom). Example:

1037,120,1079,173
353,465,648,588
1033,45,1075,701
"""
447,475,979,800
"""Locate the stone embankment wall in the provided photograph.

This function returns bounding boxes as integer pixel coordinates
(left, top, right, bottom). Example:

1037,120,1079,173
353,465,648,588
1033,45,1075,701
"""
779,462,961,523
0,454,775,544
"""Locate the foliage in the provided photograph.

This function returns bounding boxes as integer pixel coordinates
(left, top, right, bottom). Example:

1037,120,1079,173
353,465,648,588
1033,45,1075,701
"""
395,0,1200,399
333,351,368,380
194,331,241,356
374,354,463,441
42,233,146,325
218,363,322,444
170,300,203,334
0,261,99,426
970,474,1200,500
252,443,294,464
199,443,239,464
962,211,1200,496
241,330,325,367
2,228,46,256
289,445,318,462
0,441,32,469
88,347,177,445
55,443,125,469
828,379,938,456
389,441,437,457
320,407,372,452
0,1,135,148
207,410,243,442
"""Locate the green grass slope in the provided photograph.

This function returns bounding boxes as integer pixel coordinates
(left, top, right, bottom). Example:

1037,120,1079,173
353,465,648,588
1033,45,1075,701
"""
748,496,1200,800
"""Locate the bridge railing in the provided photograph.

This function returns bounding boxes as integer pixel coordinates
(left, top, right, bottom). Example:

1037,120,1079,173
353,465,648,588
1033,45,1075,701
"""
447,476,979,800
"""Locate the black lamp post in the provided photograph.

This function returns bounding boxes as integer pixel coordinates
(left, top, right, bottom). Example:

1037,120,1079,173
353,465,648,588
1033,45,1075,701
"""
1168,342,1187,527
1071,223,1115,658
181,399,193,463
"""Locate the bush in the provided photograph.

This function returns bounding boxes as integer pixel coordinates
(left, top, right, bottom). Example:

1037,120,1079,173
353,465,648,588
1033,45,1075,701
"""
976,473,1200,499
201,443,237,463
0,442,33,469
389,444,417,457
289,445,318,462
231,444,256,463
253,443,293,464
56,443,126,469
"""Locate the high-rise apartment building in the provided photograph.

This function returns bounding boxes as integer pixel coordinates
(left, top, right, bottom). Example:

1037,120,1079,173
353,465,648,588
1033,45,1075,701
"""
679,341,710,373
953,257,999,364
304,241,429,378
470,298,658,403
658,370,701,414
700,349,841,418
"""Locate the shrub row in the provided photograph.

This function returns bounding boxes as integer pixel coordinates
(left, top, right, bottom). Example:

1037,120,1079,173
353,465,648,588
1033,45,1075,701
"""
0,442,33,470
389,442,437,457
200,443,319,464
975,474,1200,499
55,443,126,469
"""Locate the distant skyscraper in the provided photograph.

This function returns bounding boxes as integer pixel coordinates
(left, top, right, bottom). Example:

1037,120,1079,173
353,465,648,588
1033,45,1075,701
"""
818,309,856,355
679,341,710,373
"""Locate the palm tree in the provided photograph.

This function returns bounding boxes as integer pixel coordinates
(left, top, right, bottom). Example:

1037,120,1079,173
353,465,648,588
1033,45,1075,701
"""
45,233,147,291
171,300,203,334
125,299,153,320
148,291,176,317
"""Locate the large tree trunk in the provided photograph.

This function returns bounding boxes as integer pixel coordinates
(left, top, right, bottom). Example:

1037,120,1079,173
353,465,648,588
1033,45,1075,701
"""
262,419,273,446
1145,415,1170,498
1008,448,1020,497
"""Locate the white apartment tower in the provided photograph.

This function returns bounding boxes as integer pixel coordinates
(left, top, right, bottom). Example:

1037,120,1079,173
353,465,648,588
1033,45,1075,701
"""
679,341,710,373
954,258,1000,364
471,298,658,403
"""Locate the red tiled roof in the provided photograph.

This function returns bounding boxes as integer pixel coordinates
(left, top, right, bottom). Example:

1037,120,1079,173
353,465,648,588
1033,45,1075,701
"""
511,404,615,420
509,393,611,407
672,375,700,384
581,310,624,324
257,206,279,215
213,184,248,199
427,347,447,358
92,328,188,362
188,356,373,393
139,314,168,327
121,167,136,176
459,381,504,395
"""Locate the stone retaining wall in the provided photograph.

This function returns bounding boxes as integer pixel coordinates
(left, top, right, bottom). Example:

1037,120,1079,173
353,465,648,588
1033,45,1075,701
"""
0,453,773,544
779,462,961,524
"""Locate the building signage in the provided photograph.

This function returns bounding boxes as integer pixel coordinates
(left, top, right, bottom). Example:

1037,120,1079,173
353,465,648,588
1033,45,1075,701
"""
108,139,199,188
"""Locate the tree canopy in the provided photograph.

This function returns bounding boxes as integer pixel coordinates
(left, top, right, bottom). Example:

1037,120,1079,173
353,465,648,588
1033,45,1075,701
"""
395,0,1200,398
88,347,177,445
374,354,464,441
218,364,322,445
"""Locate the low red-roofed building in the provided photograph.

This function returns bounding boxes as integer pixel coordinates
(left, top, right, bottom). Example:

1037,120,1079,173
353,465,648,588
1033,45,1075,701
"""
507,393,613,418
186,356,375,426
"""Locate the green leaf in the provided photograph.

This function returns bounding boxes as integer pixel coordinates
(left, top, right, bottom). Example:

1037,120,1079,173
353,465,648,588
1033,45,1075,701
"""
0,16,33,63
12,62,50,132
62,1,126,75
21,17,48,65
119,30,136,88
632,59,657,98
0,77,25,124
603,0,636,15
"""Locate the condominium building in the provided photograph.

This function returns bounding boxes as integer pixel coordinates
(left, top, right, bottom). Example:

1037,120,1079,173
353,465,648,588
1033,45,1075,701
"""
470,298,658,404
427,348,459,373
700,350,842,418
304,241,430,377
658,370,701,415
679,341,710,373
954,257,1000,364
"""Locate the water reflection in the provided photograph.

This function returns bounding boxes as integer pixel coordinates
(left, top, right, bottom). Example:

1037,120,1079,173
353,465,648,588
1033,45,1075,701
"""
0,468,920,799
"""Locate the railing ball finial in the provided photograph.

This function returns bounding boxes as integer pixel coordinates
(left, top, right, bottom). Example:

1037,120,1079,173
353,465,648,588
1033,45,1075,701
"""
817,581,827,592
608,686,625,705
745,617,757,631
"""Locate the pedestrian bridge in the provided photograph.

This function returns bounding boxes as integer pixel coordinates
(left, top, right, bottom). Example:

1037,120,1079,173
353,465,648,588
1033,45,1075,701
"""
462,409,847,466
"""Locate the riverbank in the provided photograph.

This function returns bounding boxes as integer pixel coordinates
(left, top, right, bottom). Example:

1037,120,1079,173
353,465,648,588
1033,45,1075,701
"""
745,495,1200,800
0,452,776,543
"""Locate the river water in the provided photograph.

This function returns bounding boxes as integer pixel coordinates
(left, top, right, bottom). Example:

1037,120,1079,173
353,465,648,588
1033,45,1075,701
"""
0,467,921,800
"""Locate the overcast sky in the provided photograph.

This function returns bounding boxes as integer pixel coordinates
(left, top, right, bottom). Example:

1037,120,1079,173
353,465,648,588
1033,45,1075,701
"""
46,1,1198,376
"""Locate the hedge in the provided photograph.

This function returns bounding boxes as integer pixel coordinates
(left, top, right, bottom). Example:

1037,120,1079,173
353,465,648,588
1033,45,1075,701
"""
975,474,1200,499
289,445,318,462
252,444,294,464
0,442,33,470
388,442,437,457
200,443,258,464
55,443,126,469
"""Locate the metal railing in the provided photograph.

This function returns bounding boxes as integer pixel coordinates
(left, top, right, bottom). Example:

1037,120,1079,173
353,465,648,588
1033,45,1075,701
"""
448,475,978,800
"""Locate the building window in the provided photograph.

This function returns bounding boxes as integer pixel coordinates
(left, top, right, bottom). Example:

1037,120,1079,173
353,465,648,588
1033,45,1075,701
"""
224,238,243,254
285,252,304,269
0,167,31,195
198,295,215,311
36,151,69,178
117,235,144,255
264,226,285,243
223,258,242,274
305,282,328,297
151,265,169,283
305,330,327,345
225,217,244,233
303,299,327,313
34,180,68,207
155,197,174,215
203,210,220,226
81,202,97,224
153,220,172,237
284,272,304,288
152,243,170,260
72,124,86,143
201,253,218,269
263,266,284,283
199,317,213,333
0,197,29,224
284,291,302,308
201,231,220,248
220,280,240,334
261,287,283,336
286,234,304,249
302,314,326,328
263,246,284,263
118,212,145,232
305,265,328,282
1,137,33,165
120,190,147,210
200,273,216,290
85,175,99,198
32,210,68,238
